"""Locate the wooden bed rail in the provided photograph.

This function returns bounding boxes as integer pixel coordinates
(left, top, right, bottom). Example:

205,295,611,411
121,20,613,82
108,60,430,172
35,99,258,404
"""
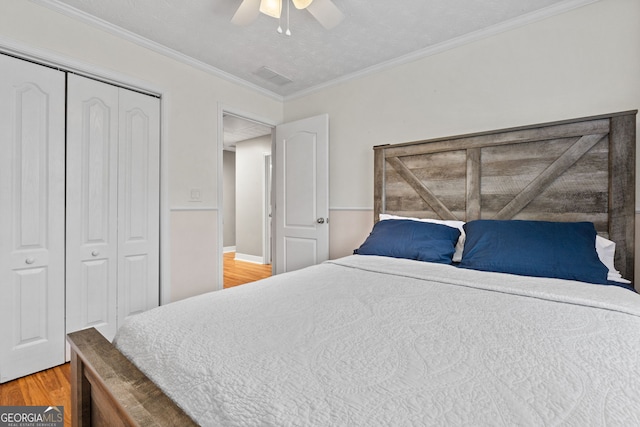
67,328,197,427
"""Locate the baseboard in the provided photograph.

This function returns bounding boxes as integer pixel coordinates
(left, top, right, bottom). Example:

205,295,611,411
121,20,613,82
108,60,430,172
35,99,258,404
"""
223,246,236,253
234,252,265,265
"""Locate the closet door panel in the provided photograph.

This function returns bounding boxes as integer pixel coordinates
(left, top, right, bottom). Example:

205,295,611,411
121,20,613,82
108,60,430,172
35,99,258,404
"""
118,88,160,326
0,54,66,383
66,74,119,340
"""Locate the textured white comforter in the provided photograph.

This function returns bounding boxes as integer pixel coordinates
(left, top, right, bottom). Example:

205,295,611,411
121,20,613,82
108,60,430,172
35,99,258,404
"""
114,255,640,426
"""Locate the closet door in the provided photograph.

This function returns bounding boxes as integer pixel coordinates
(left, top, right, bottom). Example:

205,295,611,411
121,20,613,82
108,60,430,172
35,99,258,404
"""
117,88,160,327
66,74,119,340
67,76,160,340
0,54,66,382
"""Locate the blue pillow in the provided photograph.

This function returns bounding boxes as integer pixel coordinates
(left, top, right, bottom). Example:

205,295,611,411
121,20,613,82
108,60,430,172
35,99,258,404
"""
354,219,461,264
458,219,610,285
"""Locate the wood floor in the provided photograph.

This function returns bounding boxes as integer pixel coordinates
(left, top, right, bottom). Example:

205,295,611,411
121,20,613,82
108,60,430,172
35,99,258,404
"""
0,253,270,426
0,363,71,427
223,251,272,288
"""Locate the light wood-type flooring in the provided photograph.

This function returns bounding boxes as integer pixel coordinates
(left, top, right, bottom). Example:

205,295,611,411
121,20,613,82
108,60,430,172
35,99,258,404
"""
0,364,72,427
223,251,272,288
0,253,271,426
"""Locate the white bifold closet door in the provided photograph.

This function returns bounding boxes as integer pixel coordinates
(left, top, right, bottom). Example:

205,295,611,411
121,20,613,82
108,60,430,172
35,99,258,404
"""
116,86,160,329
0,54,66,383
66,74,160,341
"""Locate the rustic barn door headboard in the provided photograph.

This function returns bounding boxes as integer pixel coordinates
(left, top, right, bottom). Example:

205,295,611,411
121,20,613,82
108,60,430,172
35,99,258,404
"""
374,111,637,283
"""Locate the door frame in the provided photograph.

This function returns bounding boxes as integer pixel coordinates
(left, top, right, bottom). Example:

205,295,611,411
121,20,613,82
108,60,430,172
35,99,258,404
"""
217,104,277,288
0,37,172,305
263,154,273,265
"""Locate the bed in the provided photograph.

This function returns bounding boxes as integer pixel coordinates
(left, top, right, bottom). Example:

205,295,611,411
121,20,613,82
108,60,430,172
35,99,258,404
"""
67,110,638,426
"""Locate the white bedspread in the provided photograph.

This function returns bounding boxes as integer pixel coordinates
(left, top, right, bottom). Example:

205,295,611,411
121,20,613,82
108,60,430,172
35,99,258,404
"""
114,255,640,426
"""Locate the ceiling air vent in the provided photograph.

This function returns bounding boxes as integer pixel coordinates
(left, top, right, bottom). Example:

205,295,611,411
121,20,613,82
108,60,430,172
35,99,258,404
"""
254,66,293,86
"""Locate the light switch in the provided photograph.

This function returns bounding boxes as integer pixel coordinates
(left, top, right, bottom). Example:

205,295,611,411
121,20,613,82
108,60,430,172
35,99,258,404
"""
190,188,202,202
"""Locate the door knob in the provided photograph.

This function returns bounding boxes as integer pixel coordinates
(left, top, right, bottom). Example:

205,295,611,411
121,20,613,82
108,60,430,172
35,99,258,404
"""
91,250,100,257
25,257,35,265
316,218,325,224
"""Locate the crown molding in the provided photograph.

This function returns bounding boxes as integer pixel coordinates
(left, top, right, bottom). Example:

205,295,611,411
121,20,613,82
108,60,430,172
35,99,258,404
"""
29,0,284,102
29,0,597,103
284,0,599,101
0,34,172,99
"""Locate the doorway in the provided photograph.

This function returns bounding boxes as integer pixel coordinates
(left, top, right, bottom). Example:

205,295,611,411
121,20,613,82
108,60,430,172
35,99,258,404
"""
221,112,274,287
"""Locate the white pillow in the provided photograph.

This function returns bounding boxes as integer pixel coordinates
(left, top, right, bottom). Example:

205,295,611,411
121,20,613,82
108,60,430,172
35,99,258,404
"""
379,214,465,262
595,235,631,284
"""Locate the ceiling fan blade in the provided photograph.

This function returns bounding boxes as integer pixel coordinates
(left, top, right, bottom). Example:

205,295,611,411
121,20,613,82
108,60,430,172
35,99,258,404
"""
292,0,313,9
306,0,344,29
231,0,261,26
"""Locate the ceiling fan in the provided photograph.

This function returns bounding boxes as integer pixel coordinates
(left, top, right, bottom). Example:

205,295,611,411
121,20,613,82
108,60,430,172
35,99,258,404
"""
232,0,344,31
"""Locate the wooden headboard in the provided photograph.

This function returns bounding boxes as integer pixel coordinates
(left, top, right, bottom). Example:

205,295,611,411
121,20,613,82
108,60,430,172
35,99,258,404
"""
374,111,637,284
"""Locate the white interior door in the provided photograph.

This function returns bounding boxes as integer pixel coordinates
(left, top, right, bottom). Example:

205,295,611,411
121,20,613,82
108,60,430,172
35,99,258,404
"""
274,114,329,274
0,54,66,382
67,76,160,340
264,154,272,264
66,74,119,340
117,88,160,327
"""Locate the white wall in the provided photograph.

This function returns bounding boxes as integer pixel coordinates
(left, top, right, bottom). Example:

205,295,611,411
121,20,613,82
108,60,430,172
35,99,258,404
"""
0,0,283,302
2,0,638,297
223,150,236,249
284,0,640,261
235,136,272,261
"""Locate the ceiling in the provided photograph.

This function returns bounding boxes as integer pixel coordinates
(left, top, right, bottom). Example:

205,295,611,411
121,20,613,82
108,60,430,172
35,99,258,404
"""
39,0,584,99
223,113,272,150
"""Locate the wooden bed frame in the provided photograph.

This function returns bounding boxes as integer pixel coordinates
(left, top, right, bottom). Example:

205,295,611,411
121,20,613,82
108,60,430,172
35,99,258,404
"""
67,328,197,426
374,110,637,283
68,110,636,426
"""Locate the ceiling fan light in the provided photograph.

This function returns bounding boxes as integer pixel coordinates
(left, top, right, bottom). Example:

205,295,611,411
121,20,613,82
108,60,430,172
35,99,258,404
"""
259,0,282,18
292,0,313,9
